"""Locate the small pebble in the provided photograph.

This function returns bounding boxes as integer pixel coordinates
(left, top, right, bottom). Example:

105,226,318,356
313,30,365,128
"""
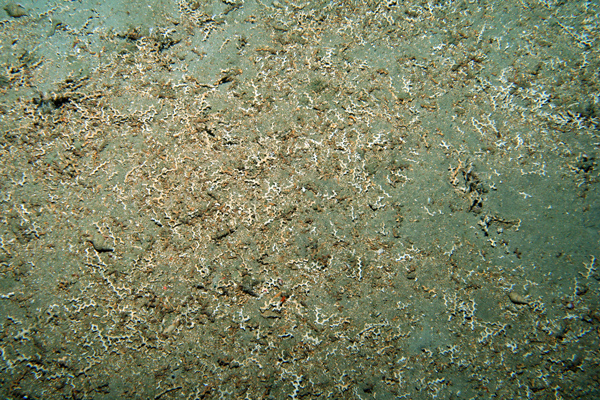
508,292,529,305
4,3,27,18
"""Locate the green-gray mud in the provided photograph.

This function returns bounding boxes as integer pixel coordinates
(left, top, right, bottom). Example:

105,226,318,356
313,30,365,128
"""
0,0,598,399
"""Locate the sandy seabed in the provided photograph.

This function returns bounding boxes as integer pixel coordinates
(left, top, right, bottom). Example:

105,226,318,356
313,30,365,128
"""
0,0,599,398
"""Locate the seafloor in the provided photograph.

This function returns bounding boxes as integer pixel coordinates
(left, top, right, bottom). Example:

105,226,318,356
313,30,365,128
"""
0,0,598,399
